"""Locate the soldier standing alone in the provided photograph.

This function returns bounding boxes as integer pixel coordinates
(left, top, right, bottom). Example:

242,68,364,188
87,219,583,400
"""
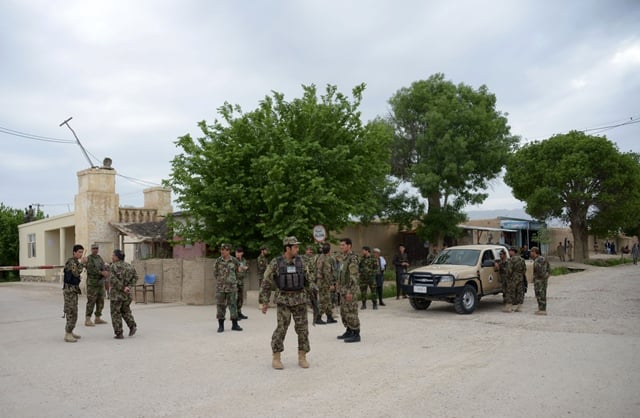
215,243,242,333
505,247,526,312
260,236,311,369
108,249,138,339
85,243,108,326
359,246,378,310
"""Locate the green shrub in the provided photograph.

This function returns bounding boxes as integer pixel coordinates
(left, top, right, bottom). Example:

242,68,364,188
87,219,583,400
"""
584,258,633,267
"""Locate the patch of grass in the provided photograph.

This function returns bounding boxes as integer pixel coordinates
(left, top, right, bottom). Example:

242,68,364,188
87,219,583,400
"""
584,257,634,267
551,266,571,276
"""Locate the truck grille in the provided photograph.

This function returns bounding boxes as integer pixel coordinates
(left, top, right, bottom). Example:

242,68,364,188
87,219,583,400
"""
411,273,439,286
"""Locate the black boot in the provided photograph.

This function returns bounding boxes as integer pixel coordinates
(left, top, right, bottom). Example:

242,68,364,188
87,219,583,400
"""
360,300,366,310
217,319,224,333
337,328,353,340
378,287,386,306
231,319,243,331
373,300,378,310
314,315,327,325
238,311,248,320
344,328,361,343
326,314,337,324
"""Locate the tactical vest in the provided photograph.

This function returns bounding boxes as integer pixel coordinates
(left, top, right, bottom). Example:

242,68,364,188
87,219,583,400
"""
275,256,305,291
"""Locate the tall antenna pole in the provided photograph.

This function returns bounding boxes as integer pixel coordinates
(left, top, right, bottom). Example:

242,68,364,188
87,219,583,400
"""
59,117,96,168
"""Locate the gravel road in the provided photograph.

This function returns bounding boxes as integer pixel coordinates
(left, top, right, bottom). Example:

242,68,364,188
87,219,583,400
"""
1,262,639,417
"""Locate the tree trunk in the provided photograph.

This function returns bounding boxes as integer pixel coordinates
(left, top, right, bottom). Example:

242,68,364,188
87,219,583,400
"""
569,222,589,263
427,193,443,249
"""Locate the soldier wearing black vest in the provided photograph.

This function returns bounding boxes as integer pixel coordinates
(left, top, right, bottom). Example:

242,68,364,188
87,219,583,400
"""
260,236,311,370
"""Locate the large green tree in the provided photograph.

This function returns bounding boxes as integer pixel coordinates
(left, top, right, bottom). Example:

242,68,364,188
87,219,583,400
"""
388,73,519,245
167,84,393,252
504,131,640,262
0,204,26,280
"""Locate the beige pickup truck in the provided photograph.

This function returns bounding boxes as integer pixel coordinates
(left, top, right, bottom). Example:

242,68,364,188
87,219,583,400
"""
402,244,534,314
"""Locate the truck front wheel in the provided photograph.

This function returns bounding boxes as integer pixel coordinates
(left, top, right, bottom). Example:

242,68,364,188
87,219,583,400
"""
454,284,477,314
409,297,432,310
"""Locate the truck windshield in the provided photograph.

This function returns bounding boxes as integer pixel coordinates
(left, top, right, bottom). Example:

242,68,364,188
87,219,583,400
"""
433,249,480,266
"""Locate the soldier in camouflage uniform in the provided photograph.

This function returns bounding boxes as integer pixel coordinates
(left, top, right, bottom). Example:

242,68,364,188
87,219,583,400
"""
505,247,526,313
63,245,87,343
85,244,108,326
108,249,138,339
337,238,361,343
215,243,242,333
358,246,378,310
257,246,270,287
235,246,249,320
494,249,508,305
260,236,312,369
315,242,337,324
531,246,550,315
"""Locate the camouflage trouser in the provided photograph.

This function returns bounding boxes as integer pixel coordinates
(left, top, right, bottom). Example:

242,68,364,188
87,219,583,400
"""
236,283,244,311
318,283,334,317
63,286,81,332
85,283,105,318
534,278,548,311
271,303,309,353
216,290,238,320
339,293,360,330
359,278,377,303
504,276,525,305
110,298,136,336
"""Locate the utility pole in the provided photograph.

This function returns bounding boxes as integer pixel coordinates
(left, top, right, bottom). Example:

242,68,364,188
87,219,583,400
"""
59,117,96,168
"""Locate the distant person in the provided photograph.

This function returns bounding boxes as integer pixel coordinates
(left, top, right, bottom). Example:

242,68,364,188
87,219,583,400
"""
214,243,242,333
566,240,573,262
108,249,138,339
63,244,87,343
336,238,361,343
392,244,410,299
85,244,108,327
358,246,378,310
373,248,386,306
556,242,566,262
494,248,508,306
531,246,551,315
260,236,311,369
521,245,530,260
632,242,639,265
256,246,270,288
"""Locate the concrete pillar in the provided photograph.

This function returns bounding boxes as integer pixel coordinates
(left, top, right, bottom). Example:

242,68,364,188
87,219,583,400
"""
143,187,172,218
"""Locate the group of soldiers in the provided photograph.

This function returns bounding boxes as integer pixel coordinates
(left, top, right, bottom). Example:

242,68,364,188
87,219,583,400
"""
62,244,138,342
494,246,550,315
214,236,388,370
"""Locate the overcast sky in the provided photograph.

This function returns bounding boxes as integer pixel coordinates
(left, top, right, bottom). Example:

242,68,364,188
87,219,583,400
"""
1,0,639,218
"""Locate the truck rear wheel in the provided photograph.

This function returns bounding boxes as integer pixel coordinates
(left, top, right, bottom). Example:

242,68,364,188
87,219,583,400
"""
409,297,432,310
454,284,477,314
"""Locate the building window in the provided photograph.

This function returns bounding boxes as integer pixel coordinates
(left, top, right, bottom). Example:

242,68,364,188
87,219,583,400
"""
28,233,36,258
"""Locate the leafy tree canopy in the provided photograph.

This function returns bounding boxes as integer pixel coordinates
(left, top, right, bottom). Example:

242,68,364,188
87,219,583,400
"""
0,203,28,278
167,84,394,253
388,73,519,244
504,131,640,262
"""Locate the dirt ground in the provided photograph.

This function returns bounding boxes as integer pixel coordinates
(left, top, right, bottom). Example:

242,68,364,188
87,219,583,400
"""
1,261,639,418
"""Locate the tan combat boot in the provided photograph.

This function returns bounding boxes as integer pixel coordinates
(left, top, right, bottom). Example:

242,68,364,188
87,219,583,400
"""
298,350,309,368
272,352,284,370
535,310,547,316
64,332,77,343
85,317,95,326
514,304,522,312
502,303,513,313
94,316,108,325
71,332,81,339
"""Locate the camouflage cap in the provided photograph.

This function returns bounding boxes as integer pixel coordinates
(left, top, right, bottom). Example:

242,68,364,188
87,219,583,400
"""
220,243,232,250
283,236,301,246
91,243,99,249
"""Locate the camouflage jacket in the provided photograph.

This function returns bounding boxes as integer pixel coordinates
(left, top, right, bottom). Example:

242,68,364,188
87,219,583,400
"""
214,256,240,293
302,254,317,282
507,255,526,282
86,253,105,285
495,258,508,283
64,257,85,286
358,254,378,284
259,255,311,306
109,260,138,301
315,253,335,288
257,254,269,275
533,256,551,281
236,256,248,285
337,251,359,295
